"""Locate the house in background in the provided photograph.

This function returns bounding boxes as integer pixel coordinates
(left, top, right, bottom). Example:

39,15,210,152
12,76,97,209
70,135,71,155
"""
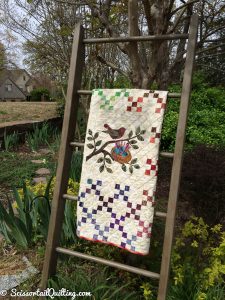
0,69,37,101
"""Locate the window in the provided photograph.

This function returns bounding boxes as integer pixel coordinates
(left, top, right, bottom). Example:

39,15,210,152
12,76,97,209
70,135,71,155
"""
5,84,12,92
23,75,26,81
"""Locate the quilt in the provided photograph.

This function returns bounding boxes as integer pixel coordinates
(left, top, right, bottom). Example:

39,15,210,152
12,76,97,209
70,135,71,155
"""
77,89,168,255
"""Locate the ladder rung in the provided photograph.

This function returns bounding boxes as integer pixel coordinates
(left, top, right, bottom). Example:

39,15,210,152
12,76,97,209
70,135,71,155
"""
77,90,181,98
83,34,189,44
70,142,85,147
70,142,84,147
155,211,167,218
160,152,174,158
70,142,174,159
63,194,78,201
56,247,160,279
62,193,167,219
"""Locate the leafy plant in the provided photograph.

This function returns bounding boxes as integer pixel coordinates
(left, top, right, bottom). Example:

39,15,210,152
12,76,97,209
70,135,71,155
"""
169,216,225,299
30,87,50,101
3,131,19,151
70,150,83,182
48,267,138,300
0,184,35,248
26,122,53,151
0,177,79,248
161,82,225,151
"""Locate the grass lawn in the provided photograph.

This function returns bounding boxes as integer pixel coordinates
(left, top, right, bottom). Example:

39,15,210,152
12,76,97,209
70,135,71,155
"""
0,102,58,123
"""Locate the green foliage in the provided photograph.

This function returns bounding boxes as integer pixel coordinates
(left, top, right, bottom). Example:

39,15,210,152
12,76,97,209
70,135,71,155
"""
0,152,40,186
30,87,50,101
0,177,78,249
162,80,225,151
113,75,131,88
0,183,37,248
168,216,225,300
70,151,83,182
48,267,138,300
56,98,65,117
3,131,19,151
26,122,55,151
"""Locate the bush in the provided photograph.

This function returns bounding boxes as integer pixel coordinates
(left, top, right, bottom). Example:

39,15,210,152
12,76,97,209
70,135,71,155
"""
161,80,225,151
30,87,50,101
169,216,225,300
180,145,225,226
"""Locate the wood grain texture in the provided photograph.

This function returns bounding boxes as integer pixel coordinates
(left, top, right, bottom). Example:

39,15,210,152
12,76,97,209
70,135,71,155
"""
56,247,160,279
157,14,198,300
40,23,85,289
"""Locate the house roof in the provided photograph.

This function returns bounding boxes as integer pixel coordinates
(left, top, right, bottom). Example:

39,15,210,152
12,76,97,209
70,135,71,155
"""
25,77,39,87
1,77,27,97
0,69,31,86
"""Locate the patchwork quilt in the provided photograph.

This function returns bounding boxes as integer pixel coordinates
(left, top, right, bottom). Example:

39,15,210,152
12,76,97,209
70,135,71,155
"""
77,89,168,255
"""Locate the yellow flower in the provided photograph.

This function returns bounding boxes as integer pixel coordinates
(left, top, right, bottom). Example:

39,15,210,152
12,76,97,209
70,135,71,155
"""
197,292,207,300
191,240,199,248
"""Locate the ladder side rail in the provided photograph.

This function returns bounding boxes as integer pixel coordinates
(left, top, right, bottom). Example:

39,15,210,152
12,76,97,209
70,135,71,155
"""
40,23,85,289
157,14,198,300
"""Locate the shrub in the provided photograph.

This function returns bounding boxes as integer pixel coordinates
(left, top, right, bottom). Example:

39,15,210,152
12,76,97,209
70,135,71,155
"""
30,87,50,101
161,83,225,151
17,176,79,200
169,216,225,300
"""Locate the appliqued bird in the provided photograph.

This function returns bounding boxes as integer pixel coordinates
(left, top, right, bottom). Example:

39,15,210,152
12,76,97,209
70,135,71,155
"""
102,124,126,139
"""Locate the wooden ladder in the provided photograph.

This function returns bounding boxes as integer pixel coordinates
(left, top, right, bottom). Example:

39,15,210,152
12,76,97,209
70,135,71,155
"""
40,14,198,300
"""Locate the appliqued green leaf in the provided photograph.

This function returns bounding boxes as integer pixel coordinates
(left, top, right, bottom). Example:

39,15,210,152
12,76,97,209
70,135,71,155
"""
128,131,133,138
137,135,144,141
129,166,133,174
96,140,102,147
130,140,137,144
97,157,104,163
136,126,141,135
87,137,93,141
141,130,146,134
122,164,127,172
105,158,112,164
106,167,113,173
134,164,140,169
132,145,139,149
94,132,99,139
99,165,104,172
87,144,94,149
88,129,92,135
131,158,137,164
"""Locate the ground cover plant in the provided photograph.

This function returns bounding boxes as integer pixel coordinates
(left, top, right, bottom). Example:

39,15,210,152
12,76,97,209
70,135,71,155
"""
0,151,55,187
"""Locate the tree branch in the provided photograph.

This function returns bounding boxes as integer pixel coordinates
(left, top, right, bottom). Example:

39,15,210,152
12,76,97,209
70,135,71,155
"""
86,133,141,162
196,43,225,55
96,55,128,77
170,0,199,16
